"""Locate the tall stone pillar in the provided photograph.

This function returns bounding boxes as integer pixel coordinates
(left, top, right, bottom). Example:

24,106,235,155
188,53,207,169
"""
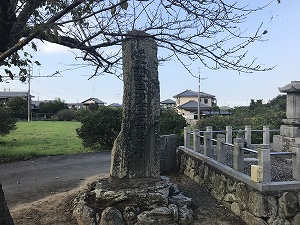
273,81,300,152
110,30,160,179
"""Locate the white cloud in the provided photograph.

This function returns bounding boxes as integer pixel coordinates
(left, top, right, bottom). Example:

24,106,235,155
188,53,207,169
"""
39,41,70,54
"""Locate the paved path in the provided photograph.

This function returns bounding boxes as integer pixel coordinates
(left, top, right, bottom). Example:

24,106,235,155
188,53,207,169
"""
0,151,111,208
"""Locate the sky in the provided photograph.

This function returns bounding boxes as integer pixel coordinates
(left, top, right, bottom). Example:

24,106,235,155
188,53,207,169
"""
1,1,299,107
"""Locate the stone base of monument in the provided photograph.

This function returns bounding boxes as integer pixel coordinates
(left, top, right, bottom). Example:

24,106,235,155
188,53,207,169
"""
72,176,193,225
273,135,300,152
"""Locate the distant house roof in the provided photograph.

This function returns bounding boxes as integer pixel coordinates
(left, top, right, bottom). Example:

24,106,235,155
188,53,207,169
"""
108,103,122,108
0,91,32,99
161,99,176,104
178,100,211,111
81,98,106,105
173,90,215,98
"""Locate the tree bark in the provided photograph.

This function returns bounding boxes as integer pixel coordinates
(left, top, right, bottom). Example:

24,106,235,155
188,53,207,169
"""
0,183,15,225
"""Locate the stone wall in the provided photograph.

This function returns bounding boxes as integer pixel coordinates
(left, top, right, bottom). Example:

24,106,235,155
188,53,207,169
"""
177,148,300,225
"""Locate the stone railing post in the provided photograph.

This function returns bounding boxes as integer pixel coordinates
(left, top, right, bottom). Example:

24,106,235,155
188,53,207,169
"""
226,126,232,144
233,138,245,172
263,125,270,145
184,127,191,148
257,144,271,183
204,126,213,157
245,125,251,146
217,134,226,163
193,129,200,152
291,144,300,180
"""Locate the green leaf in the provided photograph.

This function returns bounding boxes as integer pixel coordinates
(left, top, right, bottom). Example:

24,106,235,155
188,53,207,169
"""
121,1,128,10
111,6,116,15
4,69,14,79
34,61,41,66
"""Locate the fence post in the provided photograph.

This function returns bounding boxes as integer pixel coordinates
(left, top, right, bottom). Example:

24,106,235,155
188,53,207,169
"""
184,127,191,148
257,144,271,183
217,134,226,163
263,125,270,145
204,126,213,157
233,138,244,172
226,126,232,144
245,125,251,146
193,129,200,152
291,144,300,180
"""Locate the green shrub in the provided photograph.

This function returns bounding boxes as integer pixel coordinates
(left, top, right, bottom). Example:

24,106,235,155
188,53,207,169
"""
52,109,76,121
76,107,122,149
0,108,17,136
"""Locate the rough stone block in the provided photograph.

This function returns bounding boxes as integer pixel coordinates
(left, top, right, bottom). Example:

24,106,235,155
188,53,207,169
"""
278,192,298,218
236,183,249,210
212,174,226,202
100,207,124,225
289,212,300,225
178,205,193,225
73,203,96,225
267,217,290,225
224,193,237,203
248,191,277,217
168,204,179,222
226,179,237,193
169,193,192,207
241,211,268,225
231,202,241,216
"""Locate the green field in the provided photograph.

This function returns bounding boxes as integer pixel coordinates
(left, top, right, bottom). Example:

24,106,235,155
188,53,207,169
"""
0,121,94,163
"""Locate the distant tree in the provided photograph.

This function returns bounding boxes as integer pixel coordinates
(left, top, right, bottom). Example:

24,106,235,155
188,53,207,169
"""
266,94,286,111
160,109,187,145
5,97,27,114
196,115,249,131
38,99,68,114
0,108,16,136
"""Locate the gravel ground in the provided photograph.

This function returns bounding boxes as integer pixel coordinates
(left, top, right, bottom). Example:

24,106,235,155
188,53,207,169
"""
197,144,294,182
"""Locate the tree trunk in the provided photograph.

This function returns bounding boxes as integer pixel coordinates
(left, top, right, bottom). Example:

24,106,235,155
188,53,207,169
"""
0,183,15,225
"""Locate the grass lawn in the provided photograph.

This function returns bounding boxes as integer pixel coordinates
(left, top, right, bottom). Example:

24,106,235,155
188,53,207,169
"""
0,121,94,163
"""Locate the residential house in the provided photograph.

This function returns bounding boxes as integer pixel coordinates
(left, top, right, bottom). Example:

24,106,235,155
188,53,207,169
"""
160,99,176,110
81,98,106,109
0,91,31,105
173,90,216,119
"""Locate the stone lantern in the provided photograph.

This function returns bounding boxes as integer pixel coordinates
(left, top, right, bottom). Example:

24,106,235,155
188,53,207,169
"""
273,81,300,151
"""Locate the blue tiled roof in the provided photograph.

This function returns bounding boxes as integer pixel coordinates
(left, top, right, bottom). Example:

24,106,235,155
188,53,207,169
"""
173,90,215,98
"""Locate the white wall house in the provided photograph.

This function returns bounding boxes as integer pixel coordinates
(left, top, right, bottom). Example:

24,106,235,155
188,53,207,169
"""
173,90,217,121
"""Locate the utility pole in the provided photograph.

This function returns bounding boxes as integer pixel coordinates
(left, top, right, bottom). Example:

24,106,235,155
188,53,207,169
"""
26,68,62,122
27,71,31,121
197,69,207,120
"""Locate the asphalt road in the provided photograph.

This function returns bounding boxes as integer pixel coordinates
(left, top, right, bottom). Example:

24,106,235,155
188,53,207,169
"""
0,151,111,208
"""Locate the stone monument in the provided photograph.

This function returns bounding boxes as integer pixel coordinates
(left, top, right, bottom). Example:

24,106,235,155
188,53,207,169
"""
110,30,160,179
273,81,300,152
73,31,194,225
